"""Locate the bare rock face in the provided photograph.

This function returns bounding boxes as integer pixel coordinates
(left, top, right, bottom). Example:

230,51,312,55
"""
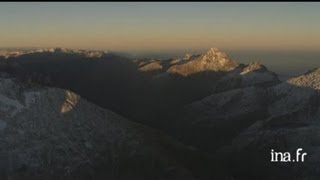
167,48,239,77
0,76,225,180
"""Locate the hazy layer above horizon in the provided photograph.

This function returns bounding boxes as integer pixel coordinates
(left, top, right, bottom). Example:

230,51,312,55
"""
0,2,320,52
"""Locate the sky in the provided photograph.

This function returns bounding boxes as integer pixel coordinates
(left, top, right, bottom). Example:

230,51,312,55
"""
0,2,320,53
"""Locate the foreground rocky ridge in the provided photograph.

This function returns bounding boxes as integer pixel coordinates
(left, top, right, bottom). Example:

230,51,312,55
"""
0,74,228,180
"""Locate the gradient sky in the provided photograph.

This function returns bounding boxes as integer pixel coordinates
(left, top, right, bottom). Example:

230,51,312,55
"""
0,2,320,53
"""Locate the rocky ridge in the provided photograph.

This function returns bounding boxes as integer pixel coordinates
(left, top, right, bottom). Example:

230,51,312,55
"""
0,74,225,180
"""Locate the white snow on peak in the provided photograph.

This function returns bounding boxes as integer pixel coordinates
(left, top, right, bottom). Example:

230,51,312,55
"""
167,47,239,76
287,68,320,91
200,48,230,64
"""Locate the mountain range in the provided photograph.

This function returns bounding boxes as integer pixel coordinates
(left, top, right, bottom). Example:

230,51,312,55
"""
1,47,320,179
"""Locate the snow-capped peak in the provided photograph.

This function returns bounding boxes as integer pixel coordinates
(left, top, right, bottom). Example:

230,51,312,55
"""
287,67,320,90
167,47,239,76
199,48,235,66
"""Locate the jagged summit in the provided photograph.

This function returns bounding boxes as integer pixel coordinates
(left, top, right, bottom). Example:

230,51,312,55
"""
201,48,229,62
201,48,226,59
209,47,219,52
167,47,239,76
199,48,238,68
